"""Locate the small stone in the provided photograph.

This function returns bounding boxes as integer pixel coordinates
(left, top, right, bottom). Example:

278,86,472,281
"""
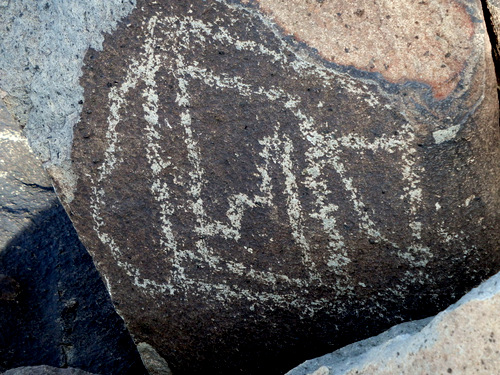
1,0,499,374
2,365,96,375
0,274,21,301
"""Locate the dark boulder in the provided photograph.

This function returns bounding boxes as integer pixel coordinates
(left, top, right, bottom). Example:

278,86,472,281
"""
1,0,500,374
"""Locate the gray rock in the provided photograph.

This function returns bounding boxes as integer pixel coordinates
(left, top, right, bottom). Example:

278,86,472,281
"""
137,343,172,375
286,270,500,375
1,0,499,374
2,365,95,375
485,0,500,84
0,0,135,168
0,98,147,374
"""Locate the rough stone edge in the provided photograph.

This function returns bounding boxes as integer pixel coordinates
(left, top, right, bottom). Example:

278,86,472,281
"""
286,271,500,375
1,365,96,375
136,343,173,375
0,0,138,204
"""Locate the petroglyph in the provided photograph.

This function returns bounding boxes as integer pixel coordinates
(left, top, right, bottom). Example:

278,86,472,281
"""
0,0,496,372
72,1,479,317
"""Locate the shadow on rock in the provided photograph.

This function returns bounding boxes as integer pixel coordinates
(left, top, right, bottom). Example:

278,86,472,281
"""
0,200,147,375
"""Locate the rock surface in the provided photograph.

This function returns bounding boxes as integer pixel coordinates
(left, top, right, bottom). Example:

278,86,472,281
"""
136,342,173,375
287,270,500,375
0,90,54,249
0,98,147,374
1,0,499,374
2,366,95,375
485,0,500,84
0,0,135,168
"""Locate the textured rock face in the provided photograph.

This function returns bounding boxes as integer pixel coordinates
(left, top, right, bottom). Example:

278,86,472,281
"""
0,98,147,374
0,0,135,167
1,0,499,374
2,366,95,375
287,271,500,375
0,91,54,249
485,0,500,89
248,0,474,99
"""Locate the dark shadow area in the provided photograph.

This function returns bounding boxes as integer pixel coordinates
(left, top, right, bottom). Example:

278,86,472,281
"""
0,199,147,375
